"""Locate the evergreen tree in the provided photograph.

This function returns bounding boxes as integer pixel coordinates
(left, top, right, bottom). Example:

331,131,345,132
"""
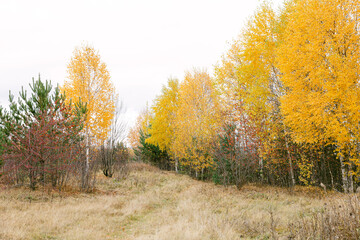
0,76,86,189
135,129,171,170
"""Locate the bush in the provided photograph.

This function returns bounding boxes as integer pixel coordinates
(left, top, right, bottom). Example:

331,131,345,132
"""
100,142,129,178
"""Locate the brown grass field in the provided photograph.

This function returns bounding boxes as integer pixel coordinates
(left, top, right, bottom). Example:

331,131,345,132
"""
0,163,355,240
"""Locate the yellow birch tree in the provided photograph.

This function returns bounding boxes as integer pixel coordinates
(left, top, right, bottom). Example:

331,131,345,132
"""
215,2,296,185
146,78,180,170
62,44,115,175
172,69,222,176
278,0,360,192
127,105,151,150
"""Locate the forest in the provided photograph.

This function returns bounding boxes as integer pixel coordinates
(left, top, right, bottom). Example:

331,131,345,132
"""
129,0,360,193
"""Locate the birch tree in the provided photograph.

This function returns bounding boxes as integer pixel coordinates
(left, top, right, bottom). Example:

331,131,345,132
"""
146,78,180,171
172,69,222,177
278,0,360,192
62,44,115,187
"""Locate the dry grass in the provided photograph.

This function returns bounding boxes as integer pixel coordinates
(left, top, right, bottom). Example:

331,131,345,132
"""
0,162,351,240
293,194,360,239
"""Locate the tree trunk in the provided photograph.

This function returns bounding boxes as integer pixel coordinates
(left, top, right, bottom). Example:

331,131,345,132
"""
284,128,295,187
327,159,335,190
82,126,90,190
349,163,354,193
85,127,90,175
349,173,354,193
175,154,179,173
259,157,264,182
339,154,349,193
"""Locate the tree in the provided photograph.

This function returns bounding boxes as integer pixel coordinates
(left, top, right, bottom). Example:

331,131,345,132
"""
172,69,222,177
100,99,127,177
214,2,299,186
0,77,85,190
127,105,151,152
146,78,180,171
135,129,171,170
278,0,360,192
62,44,116,185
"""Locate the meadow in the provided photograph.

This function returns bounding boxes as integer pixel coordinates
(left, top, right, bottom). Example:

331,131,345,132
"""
1,162,357,240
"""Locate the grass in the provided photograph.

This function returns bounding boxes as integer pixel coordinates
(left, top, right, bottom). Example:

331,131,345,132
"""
0,163,354,239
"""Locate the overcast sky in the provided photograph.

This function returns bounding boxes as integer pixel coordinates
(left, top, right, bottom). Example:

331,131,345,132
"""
0,0,283,133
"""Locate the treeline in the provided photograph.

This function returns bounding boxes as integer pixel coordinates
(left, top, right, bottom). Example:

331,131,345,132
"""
0,45,129,191
129,0,360,192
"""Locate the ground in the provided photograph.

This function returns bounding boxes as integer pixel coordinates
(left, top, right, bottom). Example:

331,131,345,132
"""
0,163,343,240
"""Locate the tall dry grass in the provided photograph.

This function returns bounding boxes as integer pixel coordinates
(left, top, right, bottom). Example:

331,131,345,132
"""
0,162,356,239
292,194,360,239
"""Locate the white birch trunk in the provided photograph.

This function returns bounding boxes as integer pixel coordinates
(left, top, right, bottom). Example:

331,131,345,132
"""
175,153,179,173
284,128,295,186
349,163,354,193
339,154,349,193
259,157,264,182
85,126,90,176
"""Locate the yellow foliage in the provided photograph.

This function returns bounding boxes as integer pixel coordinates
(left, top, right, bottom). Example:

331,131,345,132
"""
62,44,115,144
298,156,315,186
128,105,151,149
278,0,360,155
215,1,289,162
172,69,222,171
146,78,179,153
214,39,242,122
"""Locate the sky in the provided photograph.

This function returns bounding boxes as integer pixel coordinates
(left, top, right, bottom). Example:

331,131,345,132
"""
0,0,283,136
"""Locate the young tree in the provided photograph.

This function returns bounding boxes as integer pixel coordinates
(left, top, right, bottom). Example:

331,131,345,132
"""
0,77,85,190
100,99,127,177
127,105,151,152
146,78,180,171
62,44,116,186
135,129,171,170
